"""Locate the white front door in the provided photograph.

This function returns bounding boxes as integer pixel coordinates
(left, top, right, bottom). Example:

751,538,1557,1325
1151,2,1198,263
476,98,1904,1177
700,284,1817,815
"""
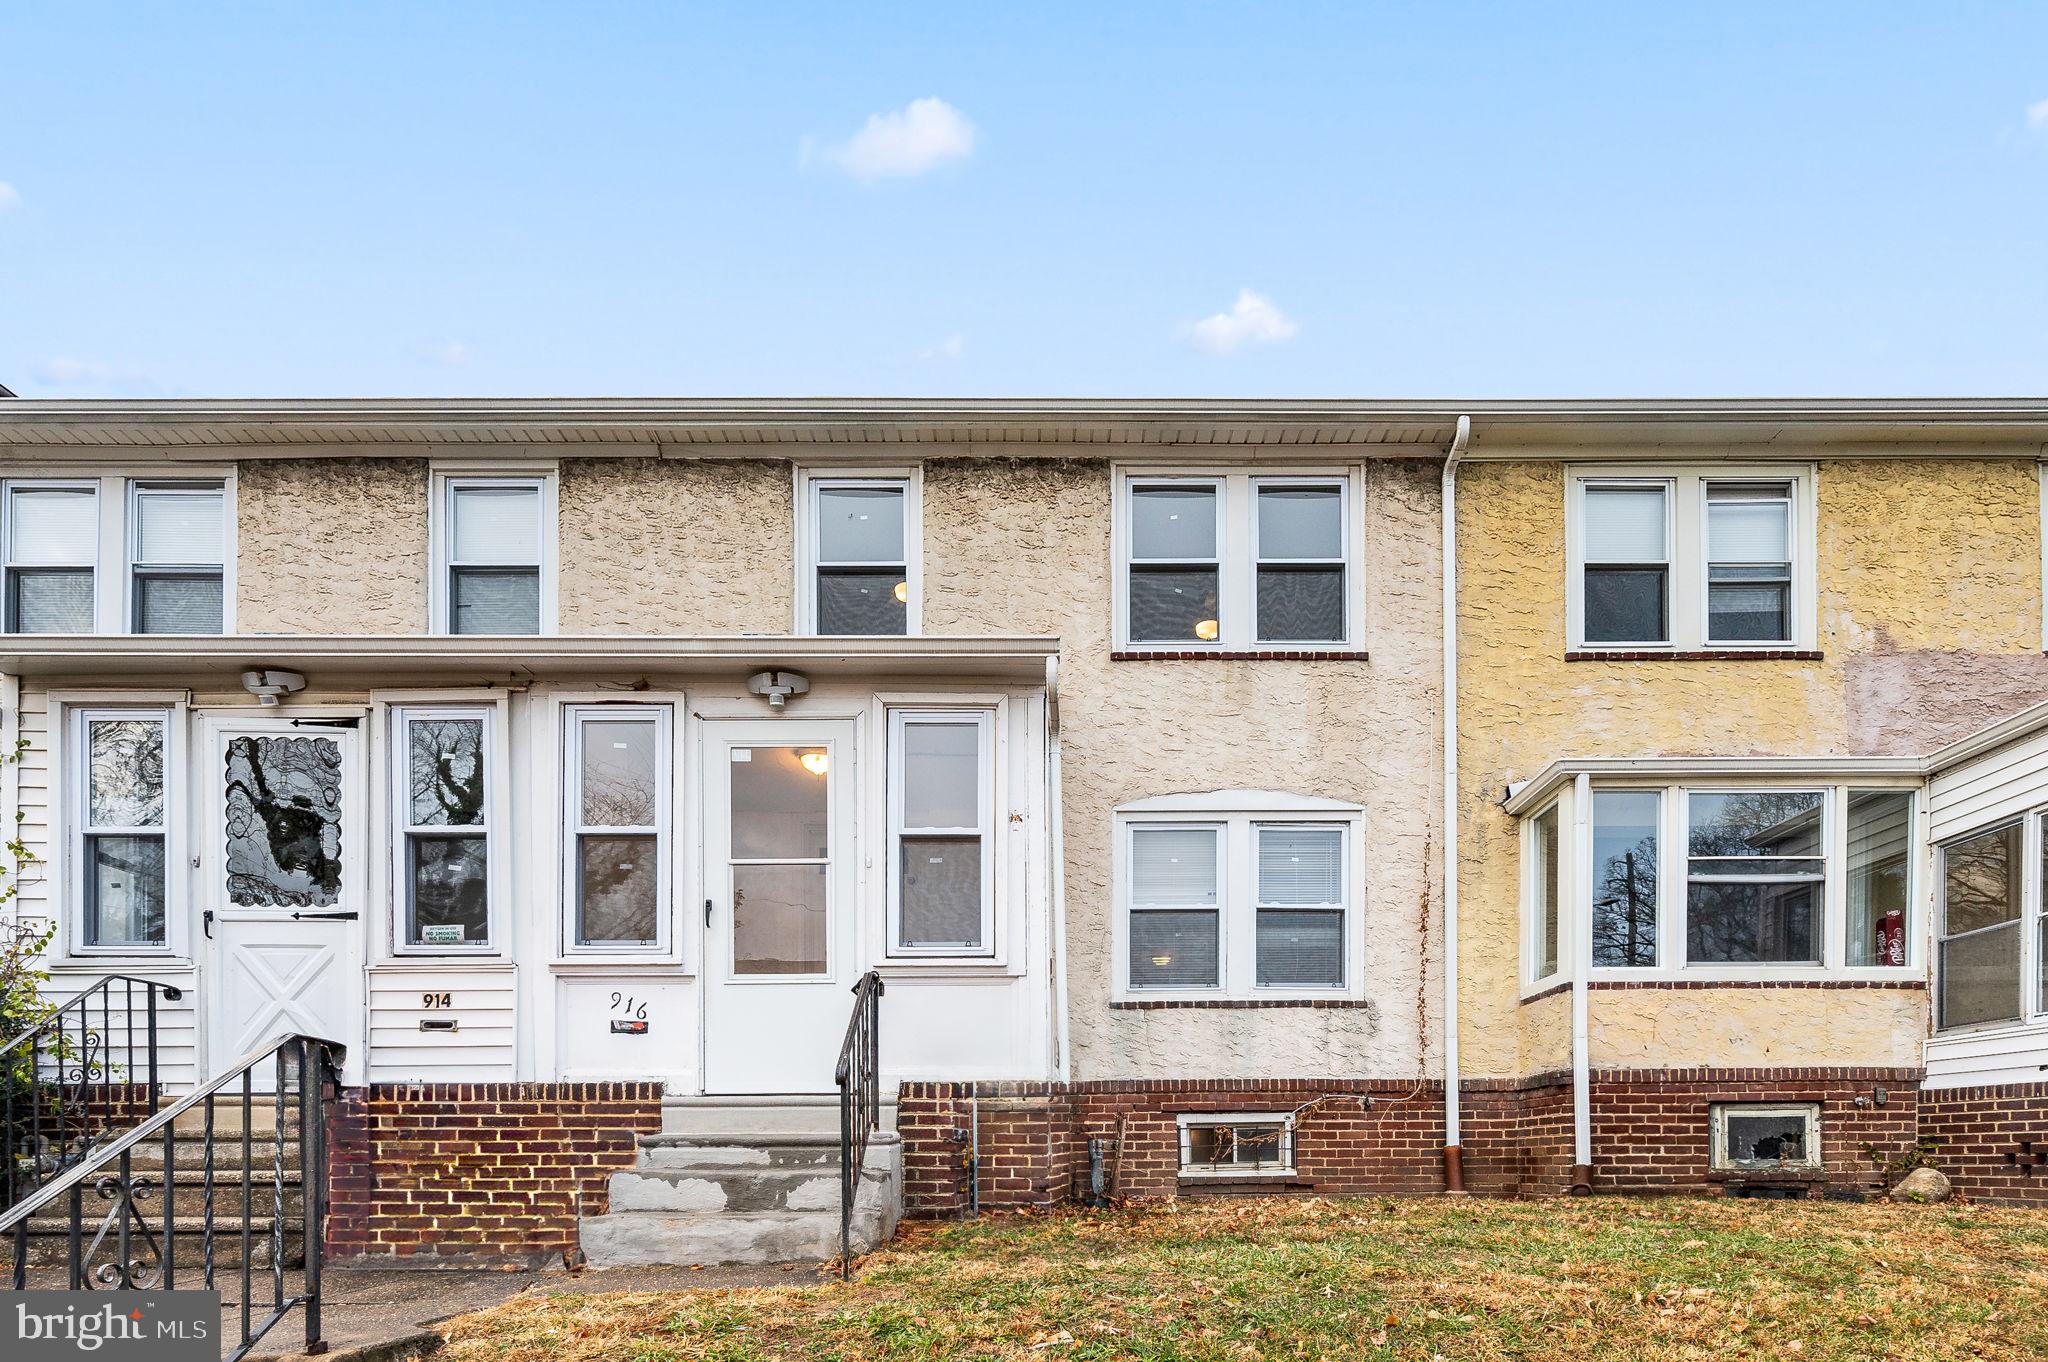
203,716,365,1085
701,719,858,1094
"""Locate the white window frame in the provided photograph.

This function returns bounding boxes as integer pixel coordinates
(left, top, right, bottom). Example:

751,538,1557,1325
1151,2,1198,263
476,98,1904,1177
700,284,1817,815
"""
1708,1102,1823,1173
1681,786,1829,968
560,702,674,956
429,468,558,636
1176,1111,1298,1179
1522,796,1567,989
389,704,506,956
796,469,921,636
1113,792,1365,1002
886,707,995,958
1565,464,1816,652
3,479,101,634
125,480,230,636
1113,467,1363,650
67,704,181,958
1525,776,1922,985
1933,817,2038,1034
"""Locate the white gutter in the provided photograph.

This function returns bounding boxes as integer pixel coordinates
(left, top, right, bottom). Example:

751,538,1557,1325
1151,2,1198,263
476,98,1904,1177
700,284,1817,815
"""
1500,754,1927,818
1440,414,1471,1191
1045,654,1071,1082
1570,773,1594,1191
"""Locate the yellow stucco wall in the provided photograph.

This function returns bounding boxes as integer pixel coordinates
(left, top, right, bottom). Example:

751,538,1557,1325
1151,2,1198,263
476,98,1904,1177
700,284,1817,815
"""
236,458,429,632
1457,457,2048,1079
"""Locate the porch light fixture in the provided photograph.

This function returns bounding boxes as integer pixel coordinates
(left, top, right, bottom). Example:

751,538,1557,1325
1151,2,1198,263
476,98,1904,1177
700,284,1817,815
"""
799,750,830,776
746,669,811,709
240,669,307,707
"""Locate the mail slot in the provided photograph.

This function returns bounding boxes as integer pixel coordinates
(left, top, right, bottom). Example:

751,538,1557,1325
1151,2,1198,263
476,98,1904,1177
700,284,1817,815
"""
419,1018,459,1033
610,1019,649,1035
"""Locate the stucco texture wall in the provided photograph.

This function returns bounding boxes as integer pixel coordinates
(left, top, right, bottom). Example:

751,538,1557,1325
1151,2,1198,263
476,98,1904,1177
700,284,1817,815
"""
557,458,793,633
1456,457,2048,1079
236,459,428,632
922,458,1443,1083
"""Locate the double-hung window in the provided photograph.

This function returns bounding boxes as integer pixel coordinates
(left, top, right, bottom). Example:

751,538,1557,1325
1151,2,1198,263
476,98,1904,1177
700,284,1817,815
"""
1523,780,1915,980
1568,467,1812,651
1936,822,2025,1030
1118,471,1359,649
438,477,548,635
4,482,97,633
76,709,172,951
889,710,994,955
806,477,912,635
394,707,496,951
1120,798,1360,999
129,482,225,634
564,705,670,952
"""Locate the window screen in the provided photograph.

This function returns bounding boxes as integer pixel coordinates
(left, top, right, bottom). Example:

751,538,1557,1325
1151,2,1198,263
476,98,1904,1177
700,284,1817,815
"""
6,485,96,633
1254,826,1343,987
894,717,987,951
1128,826,1220,988
131,485,224,635
1938,822,2022,1029
1255,484,1344,642
448,484,542,635
1581,486,1668,644
1128,484,1220,643
1706,485,1792,643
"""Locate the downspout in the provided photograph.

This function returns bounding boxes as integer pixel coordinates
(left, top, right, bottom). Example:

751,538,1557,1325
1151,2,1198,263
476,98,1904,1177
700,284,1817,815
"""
1570,771,1595,1193
1045,655,1071,1082
1440,414,1471,1194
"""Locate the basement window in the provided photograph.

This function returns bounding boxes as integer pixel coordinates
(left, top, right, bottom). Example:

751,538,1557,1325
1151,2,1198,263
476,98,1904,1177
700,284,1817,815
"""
1177,1113,1296,1178
1709,1103,1822,1173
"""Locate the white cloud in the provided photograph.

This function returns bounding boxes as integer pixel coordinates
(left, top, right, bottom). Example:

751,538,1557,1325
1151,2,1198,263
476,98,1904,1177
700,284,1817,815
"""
813,97,975,182
30,356,162,393
2028,97,2048,133
0,182,18,212
919,332,967,361
1186,289,1298,355
423,340,471,367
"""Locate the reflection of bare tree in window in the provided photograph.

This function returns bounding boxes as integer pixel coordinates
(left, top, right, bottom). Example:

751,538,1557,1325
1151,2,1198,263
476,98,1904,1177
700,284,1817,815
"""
89,720,164,827
408,720,483,827
1686,791,1823,963
224,736,342,906
1592,834,1658,966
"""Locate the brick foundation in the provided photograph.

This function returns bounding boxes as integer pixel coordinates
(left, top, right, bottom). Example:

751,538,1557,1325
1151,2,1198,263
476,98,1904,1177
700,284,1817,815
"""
1918,1081,2048,1205
901,1068,1936,1216
324,1081,662,1267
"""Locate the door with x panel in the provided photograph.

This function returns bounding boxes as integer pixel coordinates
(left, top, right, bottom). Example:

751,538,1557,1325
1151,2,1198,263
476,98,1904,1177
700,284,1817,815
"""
203,716,365,1085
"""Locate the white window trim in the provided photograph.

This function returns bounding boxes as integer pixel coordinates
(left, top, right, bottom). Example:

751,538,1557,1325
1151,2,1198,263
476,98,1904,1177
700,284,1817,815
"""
795,468,922,636
1526,776,1922,985
1934,815,2041,1035
1522,796,1567,990
1708,1102,1823,1172
1176,1111,1299,1179
886,707,995,958
0,468,236,636
560,702,675,957
1565,463,1816,652
125,480,231,636
1113,791,1365,1002
428,467,559,636
65,703,184,959
1112,466,1364,651
388,704,507,956
3,479,102,634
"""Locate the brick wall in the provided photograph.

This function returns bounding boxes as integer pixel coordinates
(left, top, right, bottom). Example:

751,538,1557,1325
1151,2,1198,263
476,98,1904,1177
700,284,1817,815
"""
325,1082,662,1267
1919,1081,2048,1205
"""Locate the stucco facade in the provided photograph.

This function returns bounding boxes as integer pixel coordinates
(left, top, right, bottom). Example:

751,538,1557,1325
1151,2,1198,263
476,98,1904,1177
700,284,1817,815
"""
236,457,429,633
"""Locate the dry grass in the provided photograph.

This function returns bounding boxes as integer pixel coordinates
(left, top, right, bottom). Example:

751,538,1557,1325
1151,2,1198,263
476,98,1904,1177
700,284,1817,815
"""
437,1197,2048,1361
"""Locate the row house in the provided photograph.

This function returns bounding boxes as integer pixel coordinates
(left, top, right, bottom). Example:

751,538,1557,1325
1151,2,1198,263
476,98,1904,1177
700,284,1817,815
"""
0,399,2044,1269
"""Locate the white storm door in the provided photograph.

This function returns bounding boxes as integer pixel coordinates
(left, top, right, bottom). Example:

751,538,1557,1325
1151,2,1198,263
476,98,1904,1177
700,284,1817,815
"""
203,716,365,1085
701,719,857,1094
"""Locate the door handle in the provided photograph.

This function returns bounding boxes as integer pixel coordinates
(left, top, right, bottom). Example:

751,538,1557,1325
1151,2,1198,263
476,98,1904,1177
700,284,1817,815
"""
291,911,360,922
203,909,214,939
704,898,713,927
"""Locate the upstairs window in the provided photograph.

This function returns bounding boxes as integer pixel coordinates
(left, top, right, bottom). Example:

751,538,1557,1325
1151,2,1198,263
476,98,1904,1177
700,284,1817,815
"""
1117,471,1359,650
888,710,994,955
806,478,912,635
1568,467,1812,652
438,476,548,635
128,483,224,634
76,709,171,951
4,482,97,633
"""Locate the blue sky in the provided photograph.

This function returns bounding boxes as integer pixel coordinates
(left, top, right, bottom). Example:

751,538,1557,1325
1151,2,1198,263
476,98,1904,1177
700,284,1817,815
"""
5,3,2048,399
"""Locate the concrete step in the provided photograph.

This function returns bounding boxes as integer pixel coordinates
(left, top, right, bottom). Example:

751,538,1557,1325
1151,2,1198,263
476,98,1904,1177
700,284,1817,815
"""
659,1094,898,1137
637,1130,899,1167
610,1153,892,1215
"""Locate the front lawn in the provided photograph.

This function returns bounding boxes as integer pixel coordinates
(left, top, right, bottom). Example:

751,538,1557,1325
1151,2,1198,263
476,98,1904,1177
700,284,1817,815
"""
438,1197,2048,1361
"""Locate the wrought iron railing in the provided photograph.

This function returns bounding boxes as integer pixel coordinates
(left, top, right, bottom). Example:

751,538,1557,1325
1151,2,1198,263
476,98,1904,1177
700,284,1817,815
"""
833,969,883,1279
1,975,183,1217
0,1034,342,1362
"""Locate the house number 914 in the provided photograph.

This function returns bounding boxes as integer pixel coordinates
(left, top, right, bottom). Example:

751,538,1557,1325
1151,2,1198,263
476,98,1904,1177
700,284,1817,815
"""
422,992,452,1009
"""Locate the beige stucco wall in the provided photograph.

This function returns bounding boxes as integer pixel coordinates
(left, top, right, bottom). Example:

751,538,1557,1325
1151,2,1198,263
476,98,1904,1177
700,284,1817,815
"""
923,457,1443,1081
557,458,793,633
236,459,428,632
1457,457,2048,1079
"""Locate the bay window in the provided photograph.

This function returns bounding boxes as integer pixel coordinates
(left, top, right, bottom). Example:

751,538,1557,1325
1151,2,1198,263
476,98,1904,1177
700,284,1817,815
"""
394,707,496,951
888,710,994,955
75,709,171,951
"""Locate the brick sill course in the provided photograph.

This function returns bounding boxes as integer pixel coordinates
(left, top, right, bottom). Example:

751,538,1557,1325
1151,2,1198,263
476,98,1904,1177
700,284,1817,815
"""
1113,649,1370,661
1111,998,1373,1010
1565,649,1823,662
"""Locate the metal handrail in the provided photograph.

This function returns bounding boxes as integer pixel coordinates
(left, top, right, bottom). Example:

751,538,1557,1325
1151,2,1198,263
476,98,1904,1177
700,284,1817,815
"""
833,971,883,1280
0,976,182,1061
3,1033,344,1362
